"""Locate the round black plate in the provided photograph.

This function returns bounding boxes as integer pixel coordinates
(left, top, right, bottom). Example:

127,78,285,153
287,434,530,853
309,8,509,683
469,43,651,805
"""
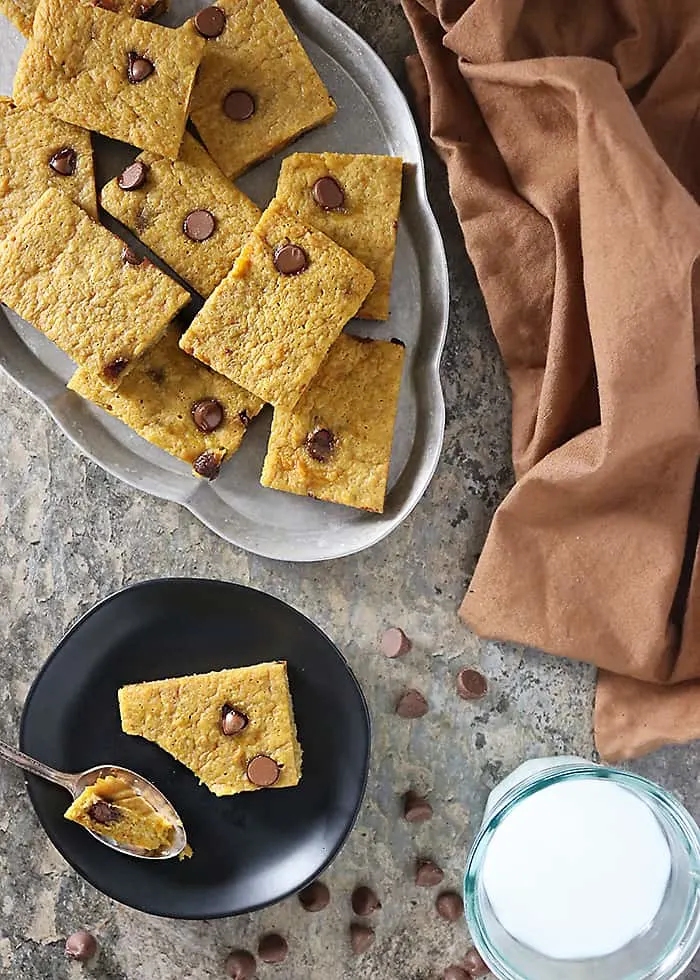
20,579,370,919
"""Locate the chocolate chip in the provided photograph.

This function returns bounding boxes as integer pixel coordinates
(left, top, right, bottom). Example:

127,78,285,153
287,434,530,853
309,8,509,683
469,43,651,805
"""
396,688,428,718
194,5,226,36
224,950,256,980
64,931,97,962
246,755,280,787
415,859,444,887
403,790,433,823
462,949,489,976
49,147,77,176
121,245,143,266
238,409,250,427
381,626,411,658
117,161,148,190
436,891,464,922
88,801,120,825
193,450,221,480
258,934,288,964
273,243,308,275
305,427,334,462
136,0,168,18
221,704,248,735
184,209,216,242
349,923,375,955
456,668,488,700
127,52,154,83
298,880,330,911
312,175,345,211
391,337,406,346
191,398,224,432
103,357,129,381
223,89,255,121
351,885,381,916
444,968,470,980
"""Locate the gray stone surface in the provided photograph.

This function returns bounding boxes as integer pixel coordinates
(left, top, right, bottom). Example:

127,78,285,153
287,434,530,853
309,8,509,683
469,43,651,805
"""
0,1,697,978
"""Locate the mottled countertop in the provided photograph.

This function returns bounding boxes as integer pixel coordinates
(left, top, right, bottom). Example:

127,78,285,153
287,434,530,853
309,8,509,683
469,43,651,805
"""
0,1,698,978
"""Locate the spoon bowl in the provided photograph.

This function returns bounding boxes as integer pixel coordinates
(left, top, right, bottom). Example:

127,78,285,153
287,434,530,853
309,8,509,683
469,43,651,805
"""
0,740,187,860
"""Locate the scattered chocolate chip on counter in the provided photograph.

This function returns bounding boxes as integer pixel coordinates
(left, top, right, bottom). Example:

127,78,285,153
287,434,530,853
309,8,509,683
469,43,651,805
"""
351,885,381,916
192,398,224,433
64,931,97,962
223,89,256,121
462,948,490,976
298,880,330,911
221,704,247,735
246,754,281,787
193,4,226,37
381,626,411,658
456,668,488,701
349,922,375,955
257,933,288,964
396,688,428,718
312,175,345,211
49,147,77,176
436,890,463,922
117,160,148,191
415,859,444,887
443,967,470,980
273,243,308,276
403,790,433,823
224,949,256,980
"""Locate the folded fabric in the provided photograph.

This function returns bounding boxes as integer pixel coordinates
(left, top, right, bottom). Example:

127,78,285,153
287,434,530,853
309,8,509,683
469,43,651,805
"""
401,0,700,759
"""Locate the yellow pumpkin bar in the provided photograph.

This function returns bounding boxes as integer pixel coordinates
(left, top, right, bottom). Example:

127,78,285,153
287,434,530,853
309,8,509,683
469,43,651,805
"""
119,662,302,796
13,0,205,159
0,0,168,39
261,334,405,513
100,134,261,298
0,98,96,240
68,325,263,480
0,189,189,389
189,0,336,179
64,775,175,853
179,199,375,411
276,152,403,321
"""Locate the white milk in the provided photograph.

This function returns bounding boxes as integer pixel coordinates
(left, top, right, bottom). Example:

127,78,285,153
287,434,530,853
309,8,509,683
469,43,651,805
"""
481,772,672,960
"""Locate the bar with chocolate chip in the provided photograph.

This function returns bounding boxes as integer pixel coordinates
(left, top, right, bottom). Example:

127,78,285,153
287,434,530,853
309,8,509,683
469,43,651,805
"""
180,199,375,410
0,0,168,39
12,0,204,159
119,662,302,796
0,97,96,240
68,325,263,478
276,152,404,320
261,333,405,512
0,189,188,389
100,134,261,297
189,0,336,179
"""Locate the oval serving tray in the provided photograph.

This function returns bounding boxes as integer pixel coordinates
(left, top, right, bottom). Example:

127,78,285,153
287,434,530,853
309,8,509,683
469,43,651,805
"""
0,0,449,561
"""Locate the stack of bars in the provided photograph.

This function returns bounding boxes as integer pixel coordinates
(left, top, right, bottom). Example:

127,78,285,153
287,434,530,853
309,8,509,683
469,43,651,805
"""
0,0,406,513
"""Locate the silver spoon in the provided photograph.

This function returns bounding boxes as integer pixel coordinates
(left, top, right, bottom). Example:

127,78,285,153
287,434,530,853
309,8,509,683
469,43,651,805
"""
0,740,187,860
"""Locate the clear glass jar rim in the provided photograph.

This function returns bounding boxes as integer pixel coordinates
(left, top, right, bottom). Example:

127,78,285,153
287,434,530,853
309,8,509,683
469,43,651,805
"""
464,764,700,980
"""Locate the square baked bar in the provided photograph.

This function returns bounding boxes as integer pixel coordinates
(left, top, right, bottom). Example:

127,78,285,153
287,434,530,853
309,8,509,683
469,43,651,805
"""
276,152,403,321
68,324,263,480
0,0,167,38
119,662,302,796
0,189,189,388
0,97,96,240
13,0,205,159
261,333,406,512
189,0,336,178
180,198,375,410
100,134,261,297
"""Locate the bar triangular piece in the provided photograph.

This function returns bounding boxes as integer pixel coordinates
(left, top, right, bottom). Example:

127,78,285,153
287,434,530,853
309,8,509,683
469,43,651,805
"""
119,663,302,796
0,97,97,238
0,189,189,388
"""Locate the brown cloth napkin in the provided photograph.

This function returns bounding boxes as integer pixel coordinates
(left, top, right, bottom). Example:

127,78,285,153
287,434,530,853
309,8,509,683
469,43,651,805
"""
401,0,700,759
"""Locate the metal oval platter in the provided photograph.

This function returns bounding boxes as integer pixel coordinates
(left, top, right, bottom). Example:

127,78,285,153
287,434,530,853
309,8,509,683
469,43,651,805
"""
0,0,449,561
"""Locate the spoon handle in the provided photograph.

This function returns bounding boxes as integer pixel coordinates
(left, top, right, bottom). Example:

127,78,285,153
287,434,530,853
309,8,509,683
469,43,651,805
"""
0,739,78,794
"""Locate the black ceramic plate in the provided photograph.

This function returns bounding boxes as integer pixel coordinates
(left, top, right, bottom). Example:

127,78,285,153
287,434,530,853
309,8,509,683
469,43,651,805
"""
19,579,370,919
